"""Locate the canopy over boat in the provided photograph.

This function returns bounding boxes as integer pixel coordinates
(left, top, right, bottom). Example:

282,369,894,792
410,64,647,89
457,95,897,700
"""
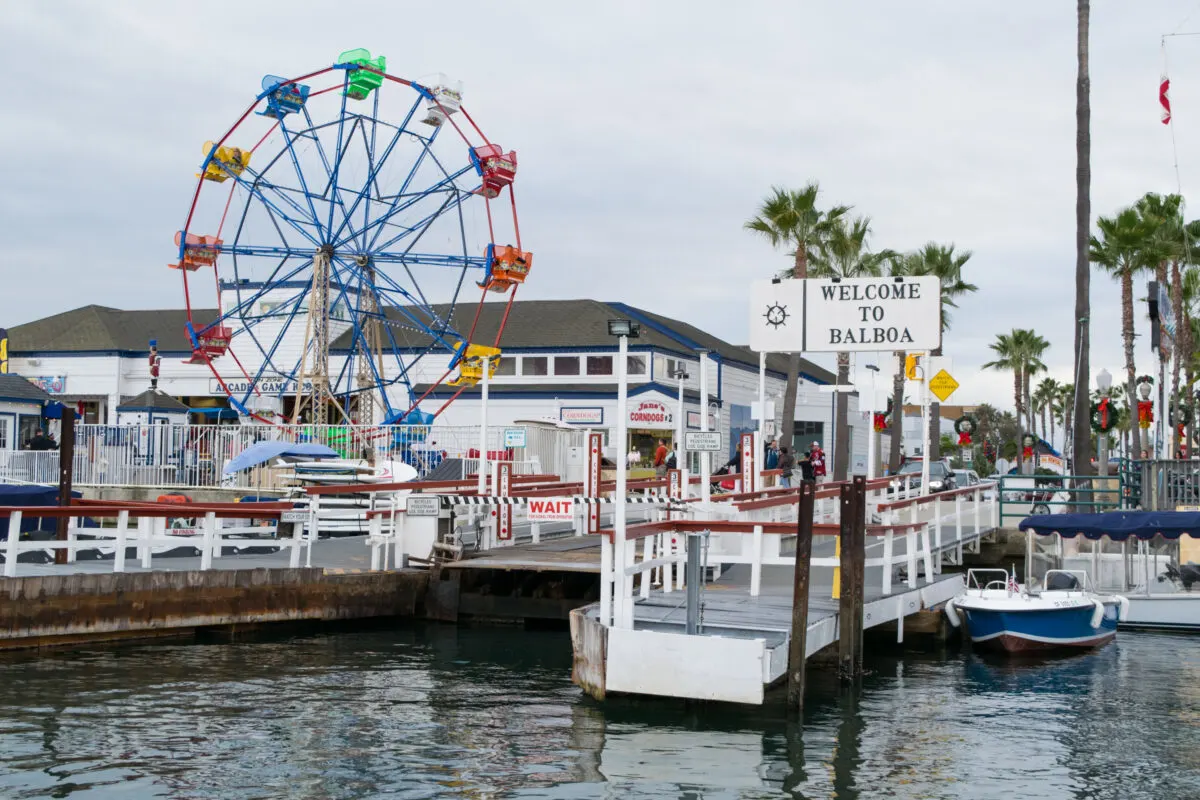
1018,511,1200,541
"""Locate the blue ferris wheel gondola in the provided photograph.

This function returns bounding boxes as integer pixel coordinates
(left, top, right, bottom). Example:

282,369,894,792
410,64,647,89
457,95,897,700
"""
173,52,529,426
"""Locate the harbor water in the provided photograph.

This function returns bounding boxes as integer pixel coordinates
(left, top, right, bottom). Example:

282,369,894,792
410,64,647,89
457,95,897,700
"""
0,625,1197,799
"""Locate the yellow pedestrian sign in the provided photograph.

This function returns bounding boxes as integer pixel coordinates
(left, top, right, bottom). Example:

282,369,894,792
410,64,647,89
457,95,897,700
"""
929,369,959,402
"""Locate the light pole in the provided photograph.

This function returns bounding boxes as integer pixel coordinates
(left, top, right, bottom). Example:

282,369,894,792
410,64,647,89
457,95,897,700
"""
608,319,639,628
699,349,711,507
672,365,688,473
1097,367,1112,477
865,363,880,479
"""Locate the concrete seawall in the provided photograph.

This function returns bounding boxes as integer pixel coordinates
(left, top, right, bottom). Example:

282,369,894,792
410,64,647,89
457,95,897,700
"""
0,568,427,649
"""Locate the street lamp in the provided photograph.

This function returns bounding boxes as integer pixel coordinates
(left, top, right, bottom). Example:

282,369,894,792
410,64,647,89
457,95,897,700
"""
865,363,880,479
1097,368,1112,476
608,319,639,628
671,365,689,474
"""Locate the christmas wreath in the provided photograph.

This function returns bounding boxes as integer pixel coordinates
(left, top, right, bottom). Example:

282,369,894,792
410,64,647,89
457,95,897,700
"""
953,414,977,446
1089,398,1119,433
873,397,894,433
1021,433,1037,459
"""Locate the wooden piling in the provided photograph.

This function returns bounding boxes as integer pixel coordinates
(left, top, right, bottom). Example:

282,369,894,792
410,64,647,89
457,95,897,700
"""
54,407,76,566
786,480,817,714
838,476,867,682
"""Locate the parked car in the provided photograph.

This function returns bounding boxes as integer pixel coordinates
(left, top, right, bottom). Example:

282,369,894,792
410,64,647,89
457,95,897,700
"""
895,460,956,493
952,469,981,488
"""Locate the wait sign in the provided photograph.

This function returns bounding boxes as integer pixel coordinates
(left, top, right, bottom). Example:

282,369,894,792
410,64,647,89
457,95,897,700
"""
750,276,941,353
527,497,574,522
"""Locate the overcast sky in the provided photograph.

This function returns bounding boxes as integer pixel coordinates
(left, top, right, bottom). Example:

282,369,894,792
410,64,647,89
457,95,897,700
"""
2,1,1199,412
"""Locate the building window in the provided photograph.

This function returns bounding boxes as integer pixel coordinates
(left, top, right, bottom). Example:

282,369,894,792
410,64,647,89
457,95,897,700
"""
586,356,613,376
792,421,825,451
627,355,647,376
493,357,515,376
657,355,689,380
554,356,580,376
523,356,548,377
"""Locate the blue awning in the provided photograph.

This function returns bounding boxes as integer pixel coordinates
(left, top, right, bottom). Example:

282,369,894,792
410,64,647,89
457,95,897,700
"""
189,408,239,420
1018,511,1200,541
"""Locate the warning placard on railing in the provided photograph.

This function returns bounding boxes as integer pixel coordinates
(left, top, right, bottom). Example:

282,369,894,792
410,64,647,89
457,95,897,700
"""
527,497,574,522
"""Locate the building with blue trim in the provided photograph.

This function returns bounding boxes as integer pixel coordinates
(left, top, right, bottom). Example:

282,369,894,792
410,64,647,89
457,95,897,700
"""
4,300,869,465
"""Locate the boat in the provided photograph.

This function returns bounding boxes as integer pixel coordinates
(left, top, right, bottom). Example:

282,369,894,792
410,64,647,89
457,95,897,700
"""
945,568,1128,653
1019,510,1200,632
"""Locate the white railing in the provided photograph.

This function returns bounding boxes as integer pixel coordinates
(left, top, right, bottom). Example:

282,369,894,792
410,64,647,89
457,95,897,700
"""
599,480,1002,629
1,511,315,578
0,423,580,491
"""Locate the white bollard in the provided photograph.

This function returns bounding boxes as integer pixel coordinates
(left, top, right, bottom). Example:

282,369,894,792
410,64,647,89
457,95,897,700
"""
750,524,763,597
200,512,216,570
290,518,303,568
4,511,22,577
113,510,129,573
600,533,613,626
882,529,894,595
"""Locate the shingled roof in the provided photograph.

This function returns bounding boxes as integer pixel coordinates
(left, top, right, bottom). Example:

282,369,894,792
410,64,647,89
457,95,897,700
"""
117,389,190,413
8,300,834,383
7,306,218,353
0,374,53,404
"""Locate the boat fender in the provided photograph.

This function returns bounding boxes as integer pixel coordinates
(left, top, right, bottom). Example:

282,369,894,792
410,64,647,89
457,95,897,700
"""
1116,595,1130,622
944,599,961,628
1090,599,1105,629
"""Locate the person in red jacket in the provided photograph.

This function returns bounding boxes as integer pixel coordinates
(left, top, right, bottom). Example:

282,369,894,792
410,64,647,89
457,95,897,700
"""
653,439,669,476
809,441,827,482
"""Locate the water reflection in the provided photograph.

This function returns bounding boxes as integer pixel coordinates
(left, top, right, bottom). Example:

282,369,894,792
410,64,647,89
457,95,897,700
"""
0,627,1197,798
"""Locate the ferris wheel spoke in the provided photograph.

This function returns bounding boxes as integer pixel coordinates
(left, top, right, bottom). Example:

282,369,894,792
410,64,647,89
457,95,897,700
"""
360,122,451,252
367,252,485,268
222,244,318,260
274,115,329,241
327,119,409,251
222,168,324,249
365,183,474,257
341,166,473,253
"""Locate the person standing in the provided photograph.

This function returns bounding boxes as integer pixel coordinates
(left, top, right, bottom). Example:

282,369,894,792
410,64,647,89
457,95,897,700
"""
798,449,816,482
765,439,779,471
27,429,55,451
810,441,827,483
653,438,668,477
777,446,795,489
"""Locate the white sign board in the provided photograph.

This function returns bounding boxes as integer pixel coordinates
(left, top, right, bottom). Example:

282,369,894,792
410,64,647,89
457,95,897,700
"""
750,400,775,421
684,431,724,452
749,276,941,353
279,510,308,523
405,495,441,516
526,497,574,522
749,279,805,353
628,400,674,429
503,427,527,448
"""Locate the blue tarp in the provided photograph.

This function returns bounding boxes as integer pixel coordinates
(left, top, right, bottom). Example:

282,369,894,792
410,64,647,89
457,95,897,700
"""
1018,511,1200,541
0,485,81,541
223,441,339,474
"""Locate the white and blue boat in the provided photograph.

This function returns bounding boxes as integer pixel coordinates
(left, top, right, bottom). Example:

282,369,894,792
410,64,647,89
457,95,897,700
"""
946,568,1128,654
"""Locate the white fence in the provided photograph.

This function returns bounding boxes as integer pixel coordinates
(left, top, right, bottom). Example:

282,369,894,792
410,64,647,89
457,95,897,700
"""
0,423,583,491
1,511,312,578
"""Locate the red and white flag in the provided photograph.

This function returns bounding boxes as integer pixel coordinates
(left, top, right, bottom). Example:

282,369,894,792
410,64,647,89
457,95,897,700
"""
1161,75,1172,125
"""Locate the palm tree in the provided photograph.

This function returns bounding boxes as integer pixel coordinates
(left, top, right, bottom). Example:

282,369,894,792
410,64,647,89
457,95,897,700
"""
983,332,1025,469
1134,193,1188,454
1090,206,1153,458
888,243,976,466
1057,382,1076,464
984,329,1049,471
808,215,895,479
1034,377,1062,445
1016,330,1050,446
1073,0,1092,476
745,184,849,451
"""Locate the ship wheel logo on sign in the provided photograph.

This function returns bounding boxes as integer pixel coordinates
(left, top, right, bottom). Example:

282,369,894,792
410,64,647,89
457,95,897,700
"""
764,303,789,328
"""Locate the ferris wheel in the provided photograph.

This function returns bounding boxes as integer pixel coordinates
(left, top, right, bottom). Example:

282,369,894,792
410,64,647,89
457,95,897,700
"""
172,48,529,426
